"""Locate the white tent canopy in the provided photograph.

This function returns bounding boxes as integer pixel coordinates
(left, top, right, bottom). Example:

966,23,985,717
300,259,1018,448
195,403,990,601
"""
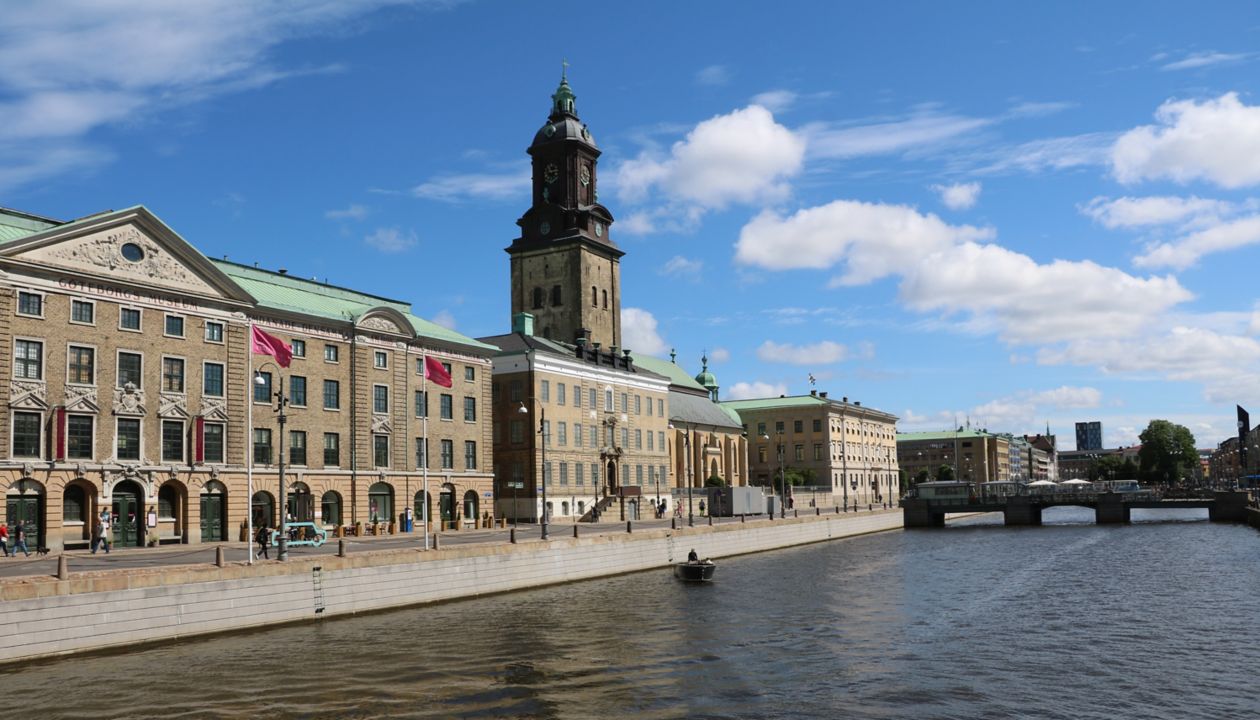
1062,479,1092,485
1027,480,1059,486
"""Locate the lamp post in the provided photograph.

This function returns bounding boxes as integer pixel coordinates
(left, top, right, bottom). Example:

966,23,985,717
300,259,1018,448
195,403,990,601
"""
518,400,548,540
776,430,786,519
669,423,694,527
255,364,289,561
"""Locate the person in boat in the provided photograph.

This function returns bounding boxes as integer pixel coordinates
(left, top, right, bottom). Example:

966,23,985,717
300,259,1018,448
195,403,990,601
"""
688,548,699,563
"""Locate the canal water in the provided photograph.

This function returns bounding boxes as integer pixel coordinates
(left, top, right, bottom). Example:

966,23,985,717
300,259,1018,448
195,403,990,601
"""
5,508,1260,719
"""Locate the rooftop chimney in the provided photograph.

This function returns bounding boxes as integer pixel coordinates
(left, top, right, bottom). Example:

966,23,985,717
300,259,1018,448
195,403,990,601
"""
810,390,817,396
512,312,535,337
842,396,848,403
820,392,828,398
278,268,288,275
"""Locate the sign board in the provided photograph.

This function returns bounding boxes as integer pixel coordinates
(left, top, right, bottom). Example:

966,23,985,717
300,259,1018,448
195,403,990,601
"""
483,492,494,498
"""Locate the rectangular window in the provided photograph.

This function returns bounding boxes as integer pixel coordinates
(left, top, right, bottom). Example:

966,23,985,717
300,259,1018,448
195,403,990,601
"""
162,357,185,393
647,430,654,451
289,376,307,406
657,399,664,416
794,420,803,433
759,447,767,463
544,461,552,485
813,419,822,433
604,389,613,411
118,418,141,461
814,443,824,461
591,463,599,487
290,431,307,465
323,433,340,466
415,390,428,418
373,385,389,414
162,420,184,462
120,307,141,331
14,339,43,380
323,379,340,410
635,429,642,449
464,366,475,382
68,346,94,385
70,299,94,325
509,380,523,402
775,421,785,433
415,437,429,468
557,421,567,446
757,422,766,436
374,435,390,467
658,431,664,452
254,371,272,403
621,427,628,449
465,440,477,470
794,444,804,462
17,291,43,317
576,463,585,486
540,380,550,402
560,462,569,486
203,362,224,396
510,420,524,444
574,386,582,408
589,388,597,408
441,362,451,376
291,339,306,358
440,394,453,420
440,439,454,469
164,314,185,337
253,428,272,464
574,424,583,447
636,465,643,486
542,420,551,447
646,396,652,416
67,415,93,459
12,411,41,458
621,393,628,412
635,395,642,414
324,344,339,362
374,351,388,369
204,423,225,464
557,383,566,405
204,321,223,343
463,396,476,422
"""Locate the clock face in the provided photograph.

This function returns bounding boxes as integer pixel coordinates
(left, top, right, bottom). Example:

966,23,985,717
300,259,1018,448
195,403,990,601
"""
580,165,591,186
540,221,551,236
544,163,559,184
594,222,603,237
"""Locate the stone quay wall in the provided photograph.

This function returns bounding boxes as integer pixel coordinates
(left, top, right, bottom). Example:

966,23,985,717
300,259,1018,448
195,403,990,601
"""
0,510,902,665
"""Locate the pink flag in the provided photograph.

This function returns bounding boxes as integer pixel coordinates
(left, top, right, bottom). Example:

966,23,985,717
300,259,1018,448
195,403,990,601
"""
251,326,292,368
425,356,452,387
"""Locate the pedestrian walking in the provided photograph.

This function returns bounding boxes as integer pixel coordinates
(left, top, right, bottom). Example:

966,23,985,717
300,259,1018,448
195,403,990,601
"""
256,522,271,560
13,522,30,557
0,523,9,557
698,499,706,516
91,519,111,554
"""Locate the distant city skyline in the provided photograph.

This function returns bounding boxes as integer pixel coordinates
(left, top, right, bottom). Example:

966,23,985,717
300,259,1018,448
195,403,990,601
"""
3,1,1259,449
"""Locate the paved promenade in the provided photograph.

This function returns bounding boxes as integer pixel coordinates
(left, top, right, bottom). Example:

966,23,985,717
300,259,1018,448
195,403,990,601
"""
0,507,896,581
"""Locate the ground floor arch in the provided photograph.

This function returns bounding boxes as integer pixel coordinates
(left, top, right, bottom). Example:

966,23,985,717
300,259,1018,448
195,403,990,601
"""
367,482,394,525
200,481,228,542
111,479,146,548
320,490,342,527
158,479,188,543
252,490,275,529
7,478,46,551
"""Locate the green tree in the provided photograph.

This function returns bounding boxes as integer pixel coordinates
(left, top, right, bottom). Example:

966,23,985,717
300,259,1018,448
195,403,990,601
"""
704,475,726,488
782,467,817,486
914,469,930,484
937,464,955,482
1137,420,1197,485
1090,455,1125,482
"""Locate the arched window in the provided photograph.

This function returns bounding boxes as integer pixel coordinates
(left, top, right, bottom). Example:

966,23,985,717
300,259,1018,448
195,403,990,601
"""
368,482,393,524
602,289,608,309
252,491,275,528
321,491,342,526
591,286,597,307
532,287,544,309
158,484,178,520
63,484,86,523
462,490,478,520
551,285,562,306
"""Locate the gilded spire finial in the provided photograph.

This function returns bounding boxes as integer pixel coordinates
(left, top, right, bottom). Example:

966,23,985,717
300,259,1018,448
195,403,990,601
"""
562,58,569,81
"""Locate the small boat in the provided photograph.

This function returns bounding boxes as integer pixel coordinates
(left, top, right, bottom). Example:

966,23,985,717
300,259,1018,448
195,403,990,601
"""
673,560,716,582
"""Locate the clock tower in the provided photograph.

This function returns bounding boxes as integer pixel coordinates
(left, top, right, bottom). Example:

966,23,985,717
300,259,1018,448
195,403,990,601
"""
507,72,622,349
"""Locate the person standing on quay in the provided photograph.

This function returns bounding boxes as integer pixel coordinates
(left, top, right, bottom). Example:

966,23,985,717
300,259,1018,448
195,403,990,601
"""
0,523,8,557
13,522,30,557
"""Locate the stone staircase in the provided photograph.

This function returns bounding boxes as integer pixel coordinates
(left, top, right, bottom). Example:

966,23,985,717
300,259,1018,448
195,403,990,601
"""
578,495,616,522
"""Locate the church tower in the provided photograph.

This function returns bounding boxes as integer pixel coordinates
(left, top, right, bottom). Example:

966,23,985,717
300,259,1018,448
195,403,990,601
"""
507,71,622,348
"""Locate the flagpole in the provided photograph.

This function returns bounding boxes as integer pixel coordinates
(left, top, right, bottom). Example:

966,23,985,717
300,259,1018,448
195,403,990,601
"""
422,349,430,551
246,321,255,565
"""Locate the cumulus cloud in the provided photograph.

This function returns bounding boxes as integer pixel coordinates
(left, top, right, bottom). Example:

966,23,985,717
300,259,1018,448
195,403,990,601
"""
660,255,704,277
756,340,872,365
1028,386,1102,409
621,307,668,356
1081,195,1231,229
411,170,529,203
363,227,417,253
1113,93,1260,188
709,347,730,363
932,181,981,210
1134,214,1260,269
325,204,369,220
734,199,994,285
614,105,805,212
726,381,789,401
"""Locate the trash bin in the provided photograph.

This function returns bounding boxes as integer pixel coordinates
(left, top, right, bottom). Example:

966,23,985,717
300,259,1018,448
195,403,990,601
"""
401,508,414,533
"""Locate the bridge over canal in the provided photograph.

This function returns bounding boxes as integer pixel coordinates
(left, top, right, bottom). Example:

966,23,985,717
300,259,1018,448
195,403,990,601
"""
901,488,1251,528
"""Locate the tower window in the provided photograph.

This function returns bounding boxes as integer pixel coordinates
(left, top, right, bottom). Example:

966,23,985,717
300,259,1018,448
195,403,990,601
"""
551,285,562,306
591,286,597,307
602,289,608,309
532,287,544,310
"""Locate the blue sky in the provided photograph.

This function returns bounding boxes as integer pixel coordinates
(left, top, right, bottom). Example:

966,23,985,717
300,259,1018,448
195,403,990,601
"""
4,1,1260,449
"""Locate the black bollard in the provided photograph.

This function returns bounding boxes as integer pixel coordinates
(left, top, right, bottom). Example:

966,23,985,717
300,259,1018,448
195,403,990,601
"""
626,520,633,533
794,510,799,518
338,539,346,557
672,518,677,530
816,507,820,516
708,515,713,526
573,525,579,538
215,546,226,567
433,533,440,550
510,528,517,544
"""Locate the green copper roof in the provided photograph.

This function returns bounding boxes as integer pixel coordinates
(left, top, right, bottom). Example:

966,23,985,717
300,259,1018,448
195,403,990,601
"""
0,207,61,244
897,430,994,442
694,353,718,389
631,354,707,392
721,395,828,411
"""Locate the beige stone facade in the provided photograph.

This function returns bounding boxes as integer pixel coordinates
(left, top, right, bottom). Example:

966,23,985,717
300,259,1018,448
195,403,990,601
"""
897,430,1011,484
723,391,899,509
0,206,495,551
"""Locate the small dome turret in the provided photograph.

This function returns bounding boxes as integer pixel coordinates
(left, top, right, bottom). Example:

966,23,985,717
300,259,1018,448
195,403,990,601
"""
694,353,719,401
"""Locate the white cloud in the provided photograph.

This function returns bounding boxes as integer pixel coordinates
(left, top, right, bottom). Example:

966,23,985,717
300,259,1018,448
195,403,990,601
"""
1134,214,1260,269
726,381,789,401
805,112,992,160
1028,386,1102,409
751,90,797,113
411,170,529,203
696,64,730,86
1113,93,1260,189
734,199,994,285
932,181,981,210
431,309,456,330
1005,101,1076,118
660,255,704,277
756,340,871,365
709,347,730,363
1081,195,1231,229
614,105,805,211
0,1,421,193
325,204,369,221
363,227,417,253
972,132,1115,175
1161,51,1249,71
621,307,668,356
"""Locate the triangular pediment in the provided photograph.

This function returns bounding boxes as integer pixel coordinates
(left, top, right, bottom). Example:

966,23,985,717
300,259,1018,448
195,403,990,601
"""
0,207,255,305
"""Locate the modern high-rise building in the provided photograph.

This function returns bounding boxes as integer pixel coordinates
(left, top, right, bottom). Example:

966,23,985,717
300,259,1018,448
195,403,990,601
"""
1075,421,1103,451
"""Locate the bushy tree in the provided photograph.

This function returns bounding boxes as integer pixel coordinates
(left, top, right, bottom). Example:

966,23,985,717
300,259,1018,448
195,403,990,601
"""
704,475,726,487
1138,420,1197,485
937,464,956,482
782,467,817,486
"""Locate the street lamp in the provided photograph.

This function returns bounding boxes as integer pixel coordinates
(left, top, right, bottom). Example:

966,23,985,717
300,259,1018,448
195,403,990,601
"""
776,430,786,518
255,364,289,561
518,400,548,540
669,423,694,527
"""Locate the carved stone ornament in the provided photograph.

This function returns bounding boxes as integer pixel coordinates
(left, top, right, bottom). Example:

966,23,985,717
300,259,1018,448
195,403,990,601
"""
21,462,34,479
65,385,100,414
74,463,87,478
113,382,146,416
201,396,230,421
158,391,189,419
46,225,199,286
209,466,220,481
370,414,392,434
9,380,49,410
359,315,402,334
168,466,178,481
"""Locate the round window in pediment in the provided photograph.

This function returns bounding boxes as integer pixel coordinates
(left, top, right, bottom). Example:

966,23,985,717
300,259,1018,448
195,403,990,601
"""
120,242,145,262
